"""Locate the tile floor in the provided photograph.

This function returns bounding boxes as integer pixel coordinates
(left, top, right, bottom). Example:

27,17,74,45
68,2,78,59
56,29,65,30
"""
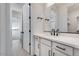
12,39,29,56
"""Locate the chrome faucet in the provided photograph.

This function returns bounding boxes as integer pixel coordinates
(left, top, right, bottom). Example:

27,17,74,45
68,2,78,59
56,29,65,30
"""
51,29,55,36
51,29,59,36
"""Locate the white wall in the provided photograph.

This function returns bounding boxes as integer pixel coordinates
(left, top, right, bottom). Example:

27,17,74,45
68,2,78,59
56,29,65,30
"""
31,3,45,34
0,3,12,55
31,3,45,55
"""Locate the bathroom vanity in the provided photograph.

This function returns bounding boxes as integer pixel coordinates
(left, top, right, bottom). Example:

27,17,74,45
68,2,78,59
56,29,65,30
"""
33,33,79,56
32,3,79,56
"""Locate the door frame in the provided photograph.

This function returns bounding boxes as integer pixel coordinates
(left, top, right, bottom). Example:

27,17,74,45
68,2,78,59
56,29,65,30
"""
29,3,31,55
21,3,32,55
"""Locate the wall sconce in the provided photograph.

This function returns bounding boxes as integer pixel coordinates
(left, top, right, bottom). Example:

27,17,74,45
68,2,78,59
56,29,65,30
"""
37,17,43,20
45,19,49,21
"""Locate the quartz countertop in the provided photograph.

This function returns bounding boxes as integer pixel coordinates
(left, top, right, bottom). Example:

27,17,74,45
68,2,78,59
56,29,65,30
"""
34,33,79,49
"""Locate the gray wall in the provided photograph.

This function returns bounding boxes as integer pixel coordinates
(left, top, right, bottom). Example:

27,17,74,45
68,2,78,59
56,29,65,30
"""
0,3,12,55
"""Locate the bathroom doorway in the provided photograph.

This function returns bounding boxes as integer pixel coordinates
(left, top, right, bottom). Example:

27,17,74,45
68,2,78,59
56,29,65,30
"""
10,3,30,56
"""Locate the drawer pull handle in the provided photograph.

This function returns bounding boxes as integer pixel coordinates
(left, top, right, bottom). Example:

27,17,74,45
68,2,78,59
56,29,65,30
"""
56,46,66,51
48,50,51,56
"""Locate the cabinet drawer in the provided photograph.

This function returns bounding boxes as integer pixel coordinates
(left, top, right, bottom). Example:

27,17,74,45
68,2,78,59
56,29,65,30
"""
52,49,67,56
41,38,51,47
53,42,73,56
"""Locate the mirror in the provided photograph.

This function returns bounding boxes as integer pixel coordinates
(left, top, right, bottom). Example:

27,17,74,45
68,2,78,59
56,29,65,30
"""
43,3,79,33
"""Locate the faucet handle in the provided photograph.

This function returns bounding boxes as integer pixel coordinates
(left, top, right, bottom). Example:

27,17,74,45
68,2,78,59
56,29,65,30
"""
56,29,59,32
56,29,59,36
51,29,55,36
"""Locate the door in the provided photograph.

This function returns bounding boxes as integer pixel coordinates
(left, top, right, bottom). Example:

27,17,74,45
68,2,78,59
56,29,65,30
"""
52,49,67,56
23,4,29,53
40,43,51,56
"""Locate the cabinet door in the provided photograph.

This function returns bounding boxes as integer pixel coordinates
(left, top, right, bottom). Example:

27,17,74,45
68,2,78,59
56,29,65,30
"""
40,43,51,56
52,49,67,56
35,39,40,56
74,48,79,56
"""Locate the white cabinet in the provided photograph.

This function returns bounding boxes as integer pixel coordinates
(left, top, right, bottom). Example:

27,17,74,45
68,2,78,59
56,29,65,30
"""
52,49,67,56
40,43,51,56
40,38,52,56
34,37,52,56
40,38,51,47
34,35,79,56
34,36,40,56
52,42,73,56
74,48,79,56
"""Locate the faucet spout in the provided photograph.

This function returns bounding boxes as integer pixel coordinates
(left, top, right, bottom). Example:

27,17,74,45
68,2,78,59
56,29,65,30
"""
56,29,59,36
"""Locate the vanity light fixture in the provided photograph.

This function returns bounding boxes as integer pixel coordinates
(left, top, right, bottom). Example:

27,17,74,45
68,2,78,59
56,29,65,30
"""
37,17,50,21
